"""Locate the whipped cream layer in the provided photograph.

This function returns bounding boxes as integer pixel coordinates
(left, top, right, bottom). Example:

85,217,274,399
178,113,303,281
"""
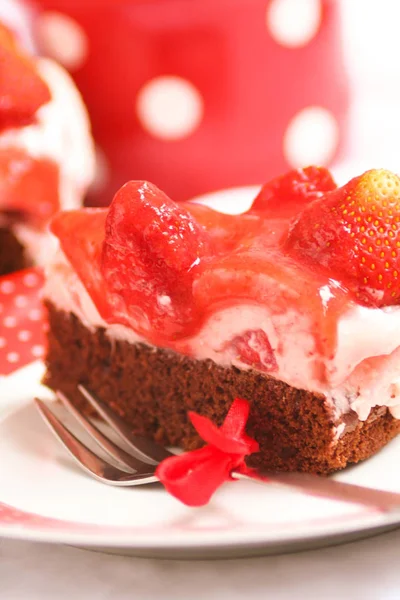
44,249,400,425
1,58,95,265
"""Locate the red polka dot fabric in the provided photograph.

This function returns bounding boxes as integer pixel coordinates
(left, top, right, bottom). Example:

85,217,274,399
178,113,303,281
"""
0,268,46,376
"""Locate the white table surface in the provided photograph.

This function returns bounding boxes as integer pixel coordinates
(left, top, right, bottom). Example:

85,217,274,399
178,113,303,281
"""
1,530,399,600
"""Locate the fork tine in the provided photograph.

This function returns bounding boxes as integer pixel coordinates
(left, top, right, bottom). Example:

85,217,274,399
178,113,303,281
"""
78,385,173,464
56,390,154,472
34,399,158,487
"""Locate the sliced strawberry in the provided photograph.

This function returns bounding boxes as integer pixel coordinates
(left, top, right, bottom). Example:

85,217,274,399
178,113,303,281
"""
0,148,59,224
225,329,278,373
50,209,111,319
101,181,212,339
0,23,51,129
285,169,400,307
250,166,336,218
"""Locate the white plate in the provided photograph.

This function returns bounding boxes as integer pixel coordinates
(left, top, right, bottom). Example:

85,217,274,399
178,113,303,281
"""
0,361,400,559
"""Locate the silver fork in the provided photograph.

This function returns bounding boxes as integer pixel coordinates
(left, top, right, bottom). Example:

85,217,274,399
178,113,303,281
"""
34,387,400,513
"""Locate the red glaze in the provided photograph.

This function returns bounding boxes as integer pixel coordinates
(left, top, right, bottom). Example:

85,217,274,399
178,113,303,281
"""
50,208,111,319
286,169,400,307
0,22,50,130
52,168,355,361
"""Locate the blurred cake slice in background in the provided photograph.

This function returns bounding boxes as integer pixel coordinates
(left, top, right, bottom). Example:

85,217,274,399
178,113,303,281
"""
0,18,94,275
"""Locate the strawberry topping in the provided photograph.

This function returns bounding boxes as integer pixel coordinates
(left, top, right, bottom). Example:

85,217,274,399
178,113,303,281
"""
0,23,50,129
101,181,212,339
50,209,111,319
285,169,400,307
52,168,399,367
180,201,265,254
0,148,59,225
250,166,336,217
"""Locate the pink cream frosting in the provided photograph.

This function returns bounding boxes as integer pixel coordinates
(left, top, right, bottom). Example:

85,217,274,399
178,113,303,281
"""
43,187,400,425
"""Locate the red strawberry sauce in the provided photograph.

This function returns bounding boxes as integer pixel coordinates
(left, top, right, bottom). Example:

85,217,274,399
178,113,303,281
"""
51,169,358,377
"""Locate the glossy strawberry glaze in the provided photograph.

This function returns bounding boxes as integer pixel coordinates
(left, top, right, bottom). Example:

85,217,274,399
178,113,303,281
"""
50,175,359,387
182,200,353,369
46,178,400,423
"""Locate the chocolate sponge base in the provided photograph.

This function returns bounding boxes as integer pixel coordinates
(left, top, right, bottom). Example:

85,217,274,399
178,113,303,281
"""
0,227,27,276
43,302,400,475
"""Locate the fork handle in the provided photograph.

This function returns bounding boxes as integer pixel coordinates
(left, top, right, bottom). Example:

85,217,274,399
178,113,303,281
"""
232,470,400,513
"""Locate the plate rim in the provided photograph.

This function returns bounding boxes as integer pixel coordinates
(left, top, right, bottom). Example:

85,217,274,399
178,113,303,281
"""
1,366,400,552
0,503,399,552
1,362,400,554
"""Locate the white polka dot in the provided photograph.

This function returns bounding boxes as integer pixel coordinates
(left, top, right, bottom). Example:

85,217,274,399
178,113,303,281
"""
0,280,15,295
18,330,32,343
28,309,42,322
32,345,45,358
7,352,19,364
3,316,17,328
38,11,88,71
23,273,39,288
283,106,339,168
90,146,110,193
42,322,49,333
137,76,203,140
14,295,28,308
0,337,6,348
267,0,321,48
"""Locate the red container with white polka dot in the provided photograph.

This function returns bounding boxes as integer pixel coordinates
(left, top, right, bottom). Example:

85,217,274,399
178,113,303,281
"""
33,0,348,203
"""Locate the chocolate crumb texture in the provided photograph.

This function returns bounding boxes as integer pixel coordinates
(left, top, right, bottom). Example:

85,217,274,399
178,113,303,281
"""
44,302,400,475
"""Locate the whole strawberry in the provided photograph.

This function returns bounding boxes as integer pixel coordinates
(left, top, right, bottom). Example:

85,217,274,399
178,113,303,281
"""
285,169,400,307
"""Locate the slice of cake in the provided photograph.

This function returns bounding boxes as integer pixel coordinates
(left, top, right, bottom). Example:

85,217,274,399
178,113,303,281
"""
43,167,400,474
0,21,94,275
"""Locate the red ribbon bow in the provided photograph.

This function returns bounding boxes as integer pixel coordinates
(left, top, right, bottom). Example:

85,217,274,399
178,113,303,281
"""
156,398,259,506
